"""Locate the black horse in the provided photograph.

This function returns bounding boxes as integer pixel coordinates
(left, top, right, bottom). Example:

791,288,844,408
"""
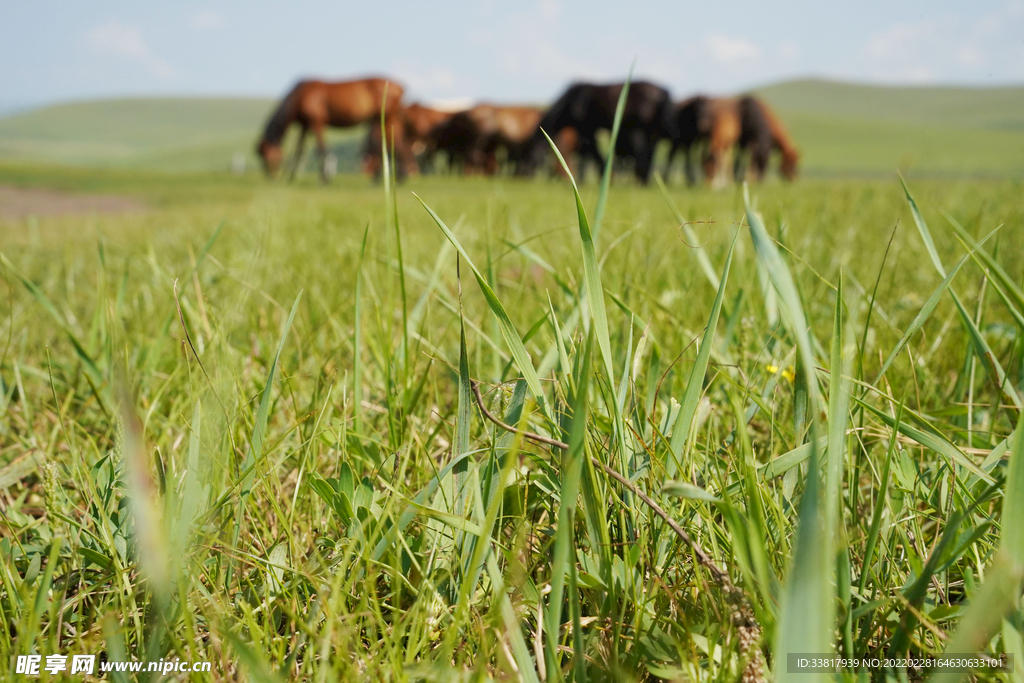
520,81,676,183
663,95,713,185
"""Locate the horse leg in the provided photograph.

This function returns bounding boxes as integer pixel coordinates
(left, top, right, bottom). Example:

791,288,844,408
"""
288,127,308,182
683,146,697,186
733,146,747,183
313,125,329,184
751,144,770,181
390,119,417,180
579,135,603,183
663,144,678,182
630,129,653,184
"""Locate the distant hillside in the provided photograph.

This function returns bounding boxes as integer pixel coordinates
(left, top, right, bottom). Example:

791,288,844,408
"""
756,79,1024,130
1,81,1023,176
753,79,1024,177
0,97,366,172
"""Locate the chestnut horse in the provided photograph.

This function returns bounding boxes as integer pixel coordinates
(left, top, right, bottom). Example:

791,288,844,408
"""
519,81,676,184
734,96,799,181
700,98,741,189
257,77,417,182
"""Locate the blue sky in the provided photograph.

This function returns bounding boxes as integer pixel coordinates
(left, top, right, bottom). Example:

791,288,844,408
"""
2,0,1023,111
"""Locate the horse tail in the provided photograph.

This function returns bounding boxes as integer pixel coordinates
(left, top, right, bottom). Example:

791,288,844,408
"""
261,81,307,145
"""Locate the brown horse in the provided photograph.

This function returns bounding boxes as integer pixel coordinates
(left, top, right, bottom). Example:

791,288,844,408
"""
361,102,453,177
426,104,544,175
257,77,417,182
701,98,741,188
404,103,456,160
471,105,544,175
734,96,799,181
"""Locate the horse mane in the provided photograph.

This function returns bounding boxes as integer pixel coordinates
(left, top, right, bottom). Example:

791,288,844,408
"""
260,81,306,146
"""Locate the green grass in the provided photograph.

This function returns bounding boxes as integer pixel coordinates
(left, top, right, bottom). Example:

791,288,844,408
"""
2,162,1024,681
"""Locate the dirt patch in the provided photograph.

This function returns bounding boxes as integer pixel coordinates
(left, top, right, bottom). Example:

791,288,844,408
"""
0,185,146,221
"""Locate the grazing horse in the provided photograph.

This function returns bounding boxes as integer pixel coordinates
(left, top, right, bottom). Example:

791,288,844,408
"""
700,98,741,189
403,103,456,171
470,105,544,175
257,77,417,182
425,104,544,175
734,96,799,181
361,102,455,177
426,109,484,173
520,81,676,183
663,96,714,185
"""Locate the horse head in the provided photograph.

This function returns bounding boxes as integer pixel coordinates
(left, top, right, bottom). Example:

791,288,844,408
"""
780,148,800,181
257,140,284,177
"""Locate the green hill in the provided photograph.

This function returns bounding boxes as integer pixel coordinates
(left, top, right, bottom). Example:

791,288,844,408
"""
0,97,367,172
1,80,1023,176
754,78,1024,177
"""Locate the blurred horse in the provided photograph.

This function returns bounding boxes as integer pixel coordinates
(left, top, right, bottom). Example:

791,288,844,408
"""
700,98,741,189
663,96,713,185
404,103,457,171
257,77,417,182
361,102,455,177
472,105,544,175
520,81,676,183
734,96,799,181
427,104,544,175
426,109,483,173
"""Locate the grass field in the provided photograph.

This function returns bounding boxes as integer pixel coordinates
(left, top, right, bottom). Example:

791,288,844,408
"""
2,148,1024,682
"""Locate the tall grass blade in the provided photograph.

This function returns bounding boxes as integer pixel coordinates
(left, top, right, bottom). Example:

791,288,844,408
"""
826,274,852,533
542,129,615,387
855,395,993,482
899,181,1020,408
175,399,205,555
929,554,1023,683
353,224,369,435
667,229,738,477
416,195,549,416
592,64,632,240
774,433,831,683
545,331,593,681
1001,407,1024,566
232,292,302,548
745,185,819,409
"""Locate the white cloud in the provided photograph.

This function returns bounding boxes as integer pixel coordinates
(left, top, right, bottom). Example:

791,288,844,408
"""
860,4,1024,83
538,0,561,24
86,21,176,78
189,11,225,31
392,63,459,97
704,33,760,64
956,46,982,66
